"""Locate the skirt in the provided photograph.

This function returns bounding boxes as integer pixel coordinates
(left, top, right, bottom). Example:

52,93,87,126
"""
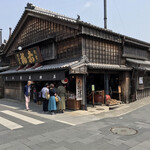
57,96,66,110
48,96,57,111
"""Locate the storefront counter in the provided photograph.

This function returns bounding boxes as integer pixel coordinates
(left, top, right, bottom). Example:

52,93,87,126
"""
66,99,81,110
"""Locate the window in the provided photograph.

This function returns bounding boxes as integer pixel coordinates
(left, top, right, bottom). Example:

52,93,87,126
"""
40,42,56,60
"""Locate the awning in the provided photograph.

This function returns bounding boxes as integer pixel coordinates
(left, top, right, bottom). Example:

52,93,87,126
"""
0,61,78,75
126,58,150,66
126,58,150,71
88,63,132,71
0,61,78,81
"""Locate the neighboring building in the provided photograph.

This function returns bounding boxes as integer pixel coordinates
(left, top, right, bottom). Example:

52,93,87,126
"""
1,3,150,109
0,40,10,98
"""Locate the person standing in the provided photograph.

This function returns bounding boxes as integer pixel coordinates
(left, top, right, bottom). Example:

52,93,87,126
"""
32,84,37,103
48,83,57,115
41,83,49,112
24,81,32,111
57,82,66,113
36,82,42,104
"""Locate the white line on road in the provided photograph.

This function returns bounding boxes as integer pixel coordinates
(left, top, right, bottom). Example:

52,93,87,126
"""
1,110,44,125
0,116,23,130
55,120,76,126
0,104,18,109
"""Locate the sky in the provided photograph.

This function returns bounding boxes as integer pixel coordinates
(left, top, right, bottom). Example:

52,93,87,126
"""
0,0,150,43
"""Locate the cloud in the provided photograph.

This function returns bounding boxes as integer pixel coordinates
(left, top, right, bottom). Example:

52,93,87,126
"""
84,1,92,8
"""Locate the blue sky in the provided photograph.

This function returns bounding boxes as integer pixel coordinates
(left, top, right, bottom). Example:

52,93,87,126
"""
0,0,150,43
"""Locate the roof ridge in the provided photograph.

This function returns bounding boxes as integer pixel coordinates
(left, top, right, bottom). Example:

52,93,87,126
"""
25,3,77,23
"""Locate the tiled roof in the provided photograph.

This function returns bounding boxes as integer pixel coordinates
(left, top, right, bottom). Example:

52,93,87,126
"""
25,4,150,47
25,4,77,24
0,61,78,75
126,58,150,66
0,66,10,72
25,3,117,35
88,63,132,71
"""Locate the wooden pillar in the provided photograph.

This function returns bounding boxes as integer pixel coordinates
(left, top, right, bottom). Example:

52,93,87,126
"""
82,74,87,110
121,72,131,103
104,72,109,104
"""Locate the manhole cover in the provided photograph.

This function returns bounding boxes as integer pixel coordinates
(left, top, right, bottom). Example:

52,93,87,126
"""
111,127,137,135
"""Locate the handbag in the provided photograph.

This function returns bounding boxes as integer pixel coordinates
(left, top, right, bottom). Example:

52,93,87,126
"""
45,91,50,100
55,96,59,102
57,95,61,101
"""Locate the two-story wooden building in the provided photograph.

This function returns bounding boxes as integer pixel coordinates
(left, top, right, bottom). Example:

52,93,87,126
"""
1,3,150,109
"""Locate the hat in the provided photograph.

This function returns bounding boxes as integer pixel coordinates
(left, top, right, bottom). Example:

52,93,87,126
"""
61,78,68,84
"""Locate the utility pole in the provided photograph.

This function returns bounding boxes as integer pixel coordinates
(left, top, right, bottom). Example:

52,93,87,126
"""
0,29,2,46
104,0,107,29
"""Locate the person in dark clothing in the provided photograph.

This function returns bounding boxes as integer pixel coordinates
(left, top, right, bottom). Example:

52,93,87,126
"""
36,82,42,103
32,84,37,103
48,83,57,115
41,83,49,112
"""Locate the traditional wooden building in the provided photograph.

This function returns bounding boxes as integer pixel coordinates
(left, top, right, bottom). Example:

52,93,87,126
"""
1,3,150,109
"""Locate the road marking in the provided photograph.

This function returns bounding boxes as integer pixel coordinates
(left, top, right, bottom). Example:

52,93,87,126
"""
1,110,44,125
0,104,18,109
55,120,76,126
0,116,23,130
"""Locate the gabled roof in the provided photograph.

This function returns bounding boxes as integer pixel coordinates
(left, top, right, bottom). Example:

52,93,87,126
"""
3,3,80,55
3,3,150,56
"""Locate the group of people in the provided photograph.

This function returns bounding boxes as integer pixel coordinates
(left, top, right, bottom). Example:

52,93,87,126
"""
24,81,66,115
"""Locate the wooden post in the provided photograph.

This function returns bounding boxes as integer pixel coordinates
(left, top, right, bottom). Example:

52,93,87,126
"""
92,84,95,107
121,72,131,103
82,74,87,110
104,72,109,104
92,91,95,107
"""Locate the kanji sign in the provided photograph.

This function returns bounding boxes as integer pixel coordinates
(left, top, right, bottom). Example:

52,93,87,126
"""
15,47,43,65
76,76,83,100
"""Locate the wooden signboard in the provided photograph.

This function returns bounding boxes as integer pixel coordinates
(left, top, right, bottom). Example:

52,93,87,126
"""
15,47,43,65
76,76,83,100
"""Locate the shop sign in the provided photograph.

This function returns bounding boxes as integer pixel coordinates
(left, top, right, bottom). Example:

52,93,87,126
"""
76,76,83,100
139,77,143,84
15,47,43,65
4,71,65,81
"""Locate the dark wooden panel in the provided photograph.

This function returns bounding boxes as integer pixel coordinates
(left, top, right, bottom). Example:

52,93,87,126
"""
84,37,120,64
123,46,148,60
4,71,65,81
8,16,80,59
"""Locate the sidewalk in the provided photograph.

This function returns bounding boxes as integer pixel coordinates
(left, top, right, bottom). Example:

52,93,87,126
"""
0,97,150,126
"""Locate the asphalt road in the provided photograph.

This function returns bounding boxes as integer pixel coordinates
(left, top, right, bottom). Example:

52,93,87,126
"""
0,98,150,150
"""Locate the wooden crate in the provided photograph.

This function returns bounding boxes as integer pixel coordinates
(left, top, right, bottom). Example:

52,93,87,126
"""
67,99,81,110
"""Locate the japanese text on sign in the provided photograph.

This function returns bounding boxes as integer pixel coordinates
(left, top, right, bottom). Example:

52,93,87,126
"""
15,47,43,65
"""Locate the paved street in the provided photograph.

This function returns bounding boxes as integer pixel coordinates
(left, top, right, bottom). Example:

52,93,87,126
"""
0,97,150,150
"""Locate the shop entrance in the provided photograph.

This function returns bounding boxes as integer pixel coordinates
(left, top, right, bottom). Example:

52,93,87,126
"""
87,73,121,105
87,73,104,104
109,74,120,100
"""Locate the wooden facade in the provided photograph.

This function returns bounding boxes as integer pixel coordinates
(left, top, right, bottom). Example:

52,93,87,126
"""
1,3,150,106
82,37,121,64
